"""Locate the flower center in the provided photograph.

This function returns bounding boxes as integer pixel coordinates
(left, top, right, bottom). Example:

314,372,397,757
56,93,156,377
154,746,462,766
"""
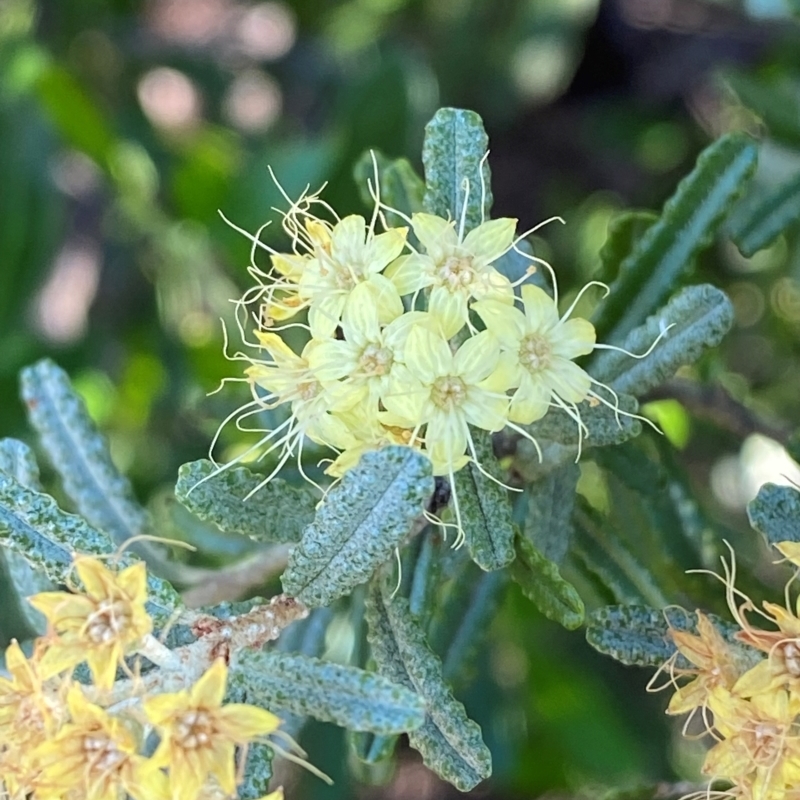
86,599,132,644
297,380,322,402
438,255,475,291
750,722,781,764
83,733,127,773
782,641,800,676
519,334,552,373
174,709,214,750
431,376,467,410
358,344,393,376
333,263,362,290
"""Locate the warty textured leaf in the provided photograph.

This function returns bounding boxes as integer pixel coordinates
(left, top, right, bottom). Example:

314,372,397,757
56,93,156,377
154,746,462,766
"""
282,446,433,607
229,649,426,735
366,582,492,791
176,459,317,544
747,482,800,546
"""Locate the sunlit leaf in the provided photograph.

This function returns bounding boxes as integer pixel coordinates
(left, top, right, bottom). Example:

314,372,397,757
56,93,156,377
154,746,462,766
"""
282,447,433,607
230,650,426,734
175,459,317,544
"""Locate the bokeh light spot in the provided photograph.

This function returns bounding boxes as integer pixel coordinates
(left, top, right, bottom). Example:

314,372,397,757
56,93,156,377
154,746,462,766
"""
137,66,202,131
222,69,282,133
235,2,296,61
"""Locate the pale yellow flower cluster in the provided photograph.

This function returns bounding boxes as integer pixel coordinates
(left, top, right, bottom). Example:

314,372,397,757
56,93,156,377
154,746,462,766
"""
0,555,282,800
227,183,628,538
654,542,800,800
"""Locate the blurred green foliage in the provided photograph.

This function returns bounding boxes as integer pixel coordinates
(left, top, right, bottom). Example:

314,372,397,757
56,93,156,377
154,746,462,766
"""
6,0,800,797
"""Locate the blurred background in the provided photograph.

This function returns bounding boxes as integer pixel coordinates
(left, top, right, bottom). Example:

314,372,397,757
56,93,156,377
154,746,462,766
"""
4,0,800,797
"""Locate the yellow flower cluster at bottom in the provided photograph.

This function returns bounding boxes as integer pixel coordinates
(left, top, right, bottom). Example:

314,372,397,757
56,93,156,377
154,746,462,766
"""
655,542,800,800
0,554,284,800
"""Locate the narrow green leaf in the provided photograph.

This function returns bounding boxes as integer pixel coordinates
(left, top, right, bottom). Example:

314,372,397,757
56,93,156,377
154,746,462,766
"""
523,463,579,565
0,438,42,491
283,447,433,607
596,211,658,284
586,605,760,669
573,503,669,608
351,731,398,764
407,531,443,629
728,173,800,256
230,650,425,734
35,65,115,165
365,583,492,791
725,70,800,148
19,359,151,547
747,483,800,546
353,150,425,225
592,284,734,397
509,395,641,482
0,471,181,625
511,532,584,629
422,107,491,230
592,133,757,343
175,459,317,544
453,430,515,571
439,569,506,685
0,438,52,635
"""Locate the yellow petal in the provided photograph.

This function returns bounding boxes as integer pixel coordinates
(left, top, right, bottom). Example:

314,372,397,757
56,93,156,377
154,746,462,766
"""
216,704,281,740
462,217,516,264
190,659,228,707
471,299,525,348
330,215,367,264
86,644,121,691
453,330,499,384
427,285,467,340
546,360,592,404
776,540,800,567
411,213,457,262
551,318,596,359
521,284,559,330
385,254,432,296
509,373,550,424
405,325,452,385
364,227,408,273
116,561,148,604
74,556,115,600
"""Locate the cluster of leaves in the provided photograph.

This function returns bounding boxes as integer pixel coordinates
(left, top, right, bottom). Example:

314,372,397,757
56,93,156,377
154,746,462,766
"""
0,103,775,796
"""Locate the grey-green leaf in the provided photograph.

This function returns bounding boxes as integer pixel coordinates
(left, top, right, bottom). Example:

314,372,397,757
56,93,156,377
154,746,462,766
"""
596,210,658,284
237,743,273,800
353,150,425,226
366,584,492,791
592,284,734,397
230,649,425,734
511,532,584,629
728,172,800,257
747,483,800,546
453,430,515,571
0,470,181,625
176,459,317,544
282,447,433,607
0,438,53,634
509,395,640,482
586,605,760,670
20,359,151,546
422,107,492,231
524,463,580,565
592,133,757,343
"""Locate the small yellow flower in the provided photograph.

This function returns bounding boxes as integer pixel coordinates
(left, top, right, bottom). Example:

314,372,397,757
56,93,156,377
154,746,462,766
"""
665,611,742,716
143,659,281,800
386,213,516,337
703,687,800,796
306,282,422,411
28,556,152,691
35,685,168,800
472,283,597,425
384,326,509,474
265,211,408,338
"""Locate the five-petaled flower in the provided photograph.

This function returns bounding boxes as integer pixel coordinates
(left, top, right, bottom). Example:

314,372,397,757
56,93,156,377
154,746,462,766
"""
29,556,153,691
143,659,281,800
